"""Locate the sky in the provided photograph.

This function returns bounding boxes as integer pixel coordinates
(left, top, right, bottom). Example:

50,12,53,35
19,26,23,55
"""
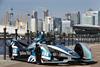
0,0,100,19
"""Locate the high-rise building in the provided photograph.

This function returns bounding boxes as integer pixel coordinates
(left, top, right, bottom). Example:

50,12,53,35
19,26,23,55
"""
65,11,80,25
81,14,95,25
53,18,62,34
43,17,62,34
81,10,100,26
30,18,36,32
32,11,38,19
15,18,27,34
49,17,54,32
30,10,38,32
62,19,73,34
65,13,71,20
43,16,53,33
43,9,49,19
38,19,43,32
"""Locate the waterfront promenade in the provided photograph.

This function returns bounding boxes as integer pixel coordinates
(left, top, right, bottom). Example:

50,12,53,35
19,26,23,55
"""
0,43,99,67
0,55,18,67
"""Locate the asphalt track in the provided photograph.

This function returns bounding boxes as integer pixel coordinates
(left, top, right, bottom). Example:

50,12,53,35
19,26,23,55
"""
5,44,100,67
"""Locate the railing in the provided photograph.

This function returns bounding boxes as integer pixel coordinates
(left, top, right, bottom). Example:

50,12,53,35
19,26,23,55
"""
65,34,100,45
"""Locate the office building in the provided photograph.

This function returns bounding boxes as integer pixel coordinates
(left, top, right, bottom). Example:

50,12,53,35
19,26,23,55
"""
81,10,100,26
43,16,53,33
81,14,95,25
65,11,80,26
30,10,38,32
38,19,43,32
62,19,73,34
53,18,62,34
43,9,49,19
48,17,54,32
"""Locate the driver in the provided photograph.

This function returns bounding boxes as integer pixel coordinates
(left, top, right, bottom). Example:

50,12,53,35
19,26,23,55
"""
34,44,42,64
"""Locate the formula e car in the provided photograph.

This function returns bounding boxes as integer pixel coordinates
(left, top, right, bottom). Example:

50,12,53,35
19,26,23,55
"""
27,42,93,64
7,33,94,64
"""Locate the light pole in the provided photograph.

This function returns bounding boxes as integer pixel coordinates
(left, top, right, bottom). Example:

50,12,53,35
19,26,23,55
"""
4,27,6,60
3,11,9,60
15,29,18,40
26,13,30,44
54,28,58,45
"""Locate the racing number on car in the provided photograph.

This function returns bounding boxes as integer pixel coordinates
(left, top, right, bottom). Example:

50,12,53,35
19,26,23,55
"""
42,52,48,56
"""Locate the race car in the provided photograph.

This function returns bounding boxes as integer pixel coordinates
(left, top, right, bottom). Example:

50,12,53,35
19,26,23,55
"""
7,32,94,64
27,42,93,64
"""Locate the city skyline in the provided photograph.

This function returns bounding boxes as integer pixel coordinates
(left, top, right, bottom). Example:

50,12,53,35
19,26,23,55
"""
0,0,100,19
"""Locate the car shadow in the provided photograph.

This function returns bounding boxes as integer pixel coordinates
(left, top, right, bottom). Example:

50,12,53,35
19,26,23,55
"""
11,55,97,66
11,55,29,62
42,61,97,66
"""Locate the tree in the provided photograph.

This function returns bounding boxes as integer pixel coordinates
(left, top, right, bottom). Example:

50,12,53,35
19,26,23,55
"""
61,33,66,45
46,32,52,45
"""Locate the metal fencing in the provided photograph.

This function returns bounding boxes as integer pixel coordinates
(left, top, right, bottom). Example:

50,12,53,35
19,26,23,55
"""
65,34,100,45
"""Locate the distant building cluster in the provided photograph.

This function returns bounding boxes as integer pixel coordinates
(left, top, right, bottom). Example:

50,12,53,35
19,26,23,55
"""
31,9,76,34
1,9,100,35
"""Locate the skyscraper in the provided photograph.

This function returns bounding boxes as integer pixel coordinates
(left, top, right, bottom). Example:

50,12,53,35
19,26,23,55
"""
65,13,71,20
32,10,38,19
65,11,81,26
53,18,62,34
81,10,100,26
30,10,38,32
43,16,53,33
81,14,95,25
43,9,49,19
62,19,73,34
15,18,27,34
38,19,43,32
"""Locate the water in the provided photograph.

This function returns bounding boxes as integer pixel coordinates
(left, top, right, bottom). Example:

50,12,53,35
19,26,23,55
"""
0,40,6,55
0,39,30,55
